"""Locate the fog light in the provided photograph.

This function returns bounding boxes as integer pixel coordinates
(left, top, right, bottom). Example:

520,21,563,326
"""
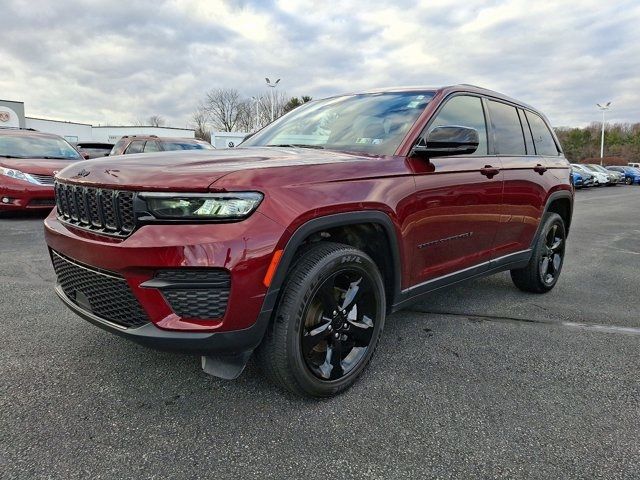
1,197,10,204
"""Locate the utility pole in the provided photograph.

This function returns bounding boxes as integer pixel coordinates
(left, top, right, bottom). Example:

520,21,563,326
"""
596,102,611,165
265,77,281,122
251,96,260,131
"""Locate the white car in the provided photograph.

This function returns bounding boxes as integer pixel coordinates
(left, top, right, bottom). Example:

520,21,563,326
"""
586,164,622,185
572,164,609,186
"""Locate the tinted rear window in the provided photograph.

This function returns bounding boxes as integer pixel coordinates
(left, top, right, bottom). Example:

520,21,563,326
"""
161,141,213,151
525,111,558,156
487,100,526,155
125,140,145,154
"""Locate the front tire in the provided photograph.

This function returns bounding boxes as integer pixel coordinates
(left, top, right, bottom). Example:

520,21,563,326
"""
511,213,566,293
257,242,386,397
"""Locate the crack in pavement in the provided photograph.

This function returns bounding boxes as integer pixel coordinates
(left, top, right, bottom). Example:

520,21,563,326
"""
407,309,640,336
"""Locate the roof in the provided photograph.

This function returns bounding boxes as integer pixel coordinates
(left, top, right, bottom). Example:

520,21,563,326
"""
92,125,195,131
333,84,538,113
26,116,92,127
0,127,65,138
118,135,205,141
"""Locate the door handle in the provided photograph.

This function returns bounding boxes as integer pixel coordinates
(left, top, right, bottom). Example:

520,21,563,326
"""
480,165,500,178
534,164,547,174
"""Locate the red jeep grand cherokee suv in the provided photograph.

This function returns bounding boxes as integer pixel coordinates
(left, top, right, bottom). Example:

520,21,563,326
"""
1,128,83,212
45,85,573,397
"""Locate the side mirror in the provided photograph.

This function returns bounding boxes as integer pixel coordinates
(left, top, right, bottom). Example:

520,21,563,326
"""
412,125,479,158
81,151,90,159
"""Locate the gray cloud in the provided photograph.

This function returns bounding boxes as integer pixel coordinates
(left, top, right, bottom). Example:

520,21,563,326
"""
0,0,638,128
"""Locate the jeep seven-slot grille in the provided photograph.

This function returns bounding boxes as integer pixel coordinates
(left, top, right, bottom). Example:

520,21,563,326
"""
54,182,135,236
51,250,149,328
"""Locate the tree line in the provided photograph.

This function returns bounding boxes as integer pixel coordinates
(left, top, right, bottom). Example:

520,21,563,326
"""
189,88,312,141
554,123,640,164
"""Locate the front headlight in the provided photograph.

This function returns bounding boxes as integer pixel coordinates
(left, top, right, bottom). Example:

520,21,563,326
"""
0,167,40,184
140,192,263,220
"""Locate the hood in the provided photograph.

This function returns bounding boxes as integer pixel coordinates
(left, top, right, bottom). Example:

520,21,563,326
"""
0,157,80,176
55,147,375,191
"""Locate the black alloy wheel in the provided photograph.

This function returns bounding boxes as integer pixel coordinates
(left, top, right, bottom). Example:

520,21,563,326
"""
511,213,566,293
539,222,565,287
257,242,385,397
301,270,377,381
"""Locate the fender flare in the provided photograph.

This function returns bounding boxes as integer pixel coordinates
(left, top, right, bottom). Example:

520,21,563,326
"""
256,210,403,327
530,189,574,248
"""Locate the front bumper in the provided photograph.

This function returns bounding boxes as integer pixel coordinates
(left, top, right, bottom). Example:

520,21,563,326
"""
45,210,287,354
0,180,55,210
55,284,267,354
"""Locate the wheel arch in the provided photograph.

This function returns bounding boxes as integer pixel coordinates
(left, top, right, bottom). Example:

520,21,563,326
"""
259,211,403,321
531,190,574,248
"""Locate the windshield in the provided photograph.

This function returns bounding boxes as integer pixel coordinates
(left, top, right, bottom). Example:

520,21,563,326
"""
242,91,435,156
588,165,608,173
0,134,81,160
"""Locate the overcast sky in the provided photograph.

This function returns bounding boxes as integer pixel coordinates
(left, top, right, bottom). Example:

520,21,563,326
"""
1,0,639,128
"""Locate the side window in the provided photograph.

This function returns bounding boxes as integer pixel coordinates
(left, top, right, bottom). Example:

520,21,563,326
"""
518,108,535,155
428,95,488,155
143,141,160,152
525,111,559,156
125,140,145,154
487,100,526,155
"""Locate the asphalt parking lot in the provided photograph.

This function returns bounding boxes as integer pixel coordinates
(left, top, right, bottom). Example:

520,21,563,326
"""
1,186,639,479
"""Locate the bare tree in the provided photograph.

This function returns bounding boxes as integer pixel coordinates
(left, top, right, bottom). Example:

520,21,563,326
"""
258,90,288,126
236,99,257,133
134,115,166,127
148,115,166,127
190,104,211,142
203,88,244,132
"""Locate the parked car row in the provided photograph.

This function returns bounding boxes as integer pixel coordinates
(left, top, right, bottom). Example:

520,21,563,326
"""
1,127,214,212
571,163,640,188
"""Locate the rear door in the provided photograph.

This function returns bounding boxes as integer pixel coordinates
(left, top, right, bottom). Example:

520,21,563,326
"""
410,94,504,285
488,101,555,258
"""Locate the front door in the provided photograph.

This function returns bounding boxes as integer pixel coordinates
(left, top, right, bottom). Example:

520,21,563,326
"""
408,94,504,286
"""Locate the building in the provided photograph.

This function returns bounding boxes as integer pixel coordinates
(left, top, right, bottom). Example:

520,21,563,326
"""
211,131,248,148
0,99,195,144
0,100,25,128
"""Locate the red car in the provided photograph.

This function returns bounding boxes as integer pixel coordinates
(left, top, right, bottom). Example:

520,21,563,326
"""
45,85,573,397
1,128,83,212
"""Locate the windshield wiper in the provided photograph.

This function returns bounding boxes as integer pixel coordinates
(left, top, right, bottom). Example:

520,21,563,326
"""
0,155,29,159
267,144,325,149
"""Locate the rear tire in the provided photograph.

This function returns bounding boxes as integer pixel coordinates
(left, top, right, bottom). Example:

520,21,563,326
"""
257,242,386,397
511,213,566,293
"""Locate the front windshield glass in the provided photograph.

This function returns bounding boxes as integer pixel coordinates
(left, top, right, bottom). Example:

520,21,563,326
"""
242,91,435,156
588,165,607,173
0,134,81,160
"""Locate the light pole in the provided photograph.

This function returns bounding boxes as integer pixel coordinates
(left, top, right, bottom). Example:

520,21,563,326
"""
265,77,281,122
596,102,611,164
251,96,260,131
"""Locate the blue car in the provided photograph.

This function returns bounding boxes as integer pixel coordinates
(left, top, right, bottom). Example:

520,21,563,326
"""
607,166,640,185
571,170,584,188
